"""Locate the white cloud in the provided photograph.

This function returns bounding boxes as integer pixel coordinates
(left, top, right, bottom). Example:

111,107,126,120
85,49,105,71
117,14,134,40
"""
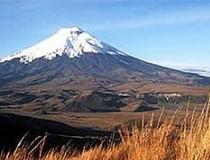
147,59,210,71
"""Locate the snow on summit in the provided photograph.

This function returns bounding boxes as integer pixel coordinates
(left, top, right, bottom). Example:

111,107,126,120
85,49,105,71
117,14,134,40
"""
1,27,124,64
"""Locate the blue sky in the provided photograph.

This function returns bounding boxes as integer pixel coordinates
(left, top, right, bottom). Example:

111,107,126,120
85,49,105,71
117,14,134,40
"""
0,0,210,69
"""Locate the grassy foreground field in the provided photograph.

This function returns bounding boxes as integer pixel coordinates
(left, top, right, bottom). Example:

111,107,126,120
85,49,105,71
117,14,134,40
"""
1,94,210,160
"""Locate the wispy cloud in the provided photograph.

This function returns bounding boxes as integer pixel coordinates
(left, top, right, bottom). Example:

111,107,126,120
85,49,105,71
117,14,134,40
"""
146,58,210,71
87,5,210,31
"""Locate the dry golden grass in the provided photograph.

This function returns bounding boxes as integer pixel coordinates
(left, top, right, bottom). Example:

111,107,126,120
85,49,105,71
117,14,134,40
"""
1,94,210,160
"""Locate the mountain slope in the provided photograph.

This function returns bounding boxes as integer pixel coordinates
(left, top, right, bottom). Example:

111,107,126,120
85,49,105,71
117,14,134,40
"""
1,53,209,88
0,27,209,88
0,27,209,112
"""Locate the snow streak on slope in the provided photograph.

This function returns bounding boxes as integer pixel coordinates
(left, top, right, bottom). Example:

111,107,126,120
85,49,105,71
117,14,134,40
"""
1,27,125,64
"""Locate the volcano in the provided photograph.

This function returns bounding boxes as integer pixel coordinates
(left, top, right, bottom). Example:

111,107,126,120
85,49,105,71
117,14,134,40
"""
0,26,209,87
0,27,209,112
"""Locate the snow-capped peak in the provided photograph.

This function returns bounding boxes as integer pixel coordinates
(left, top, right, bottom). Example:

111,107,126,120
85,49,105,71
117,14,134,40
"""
1,26,125,64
